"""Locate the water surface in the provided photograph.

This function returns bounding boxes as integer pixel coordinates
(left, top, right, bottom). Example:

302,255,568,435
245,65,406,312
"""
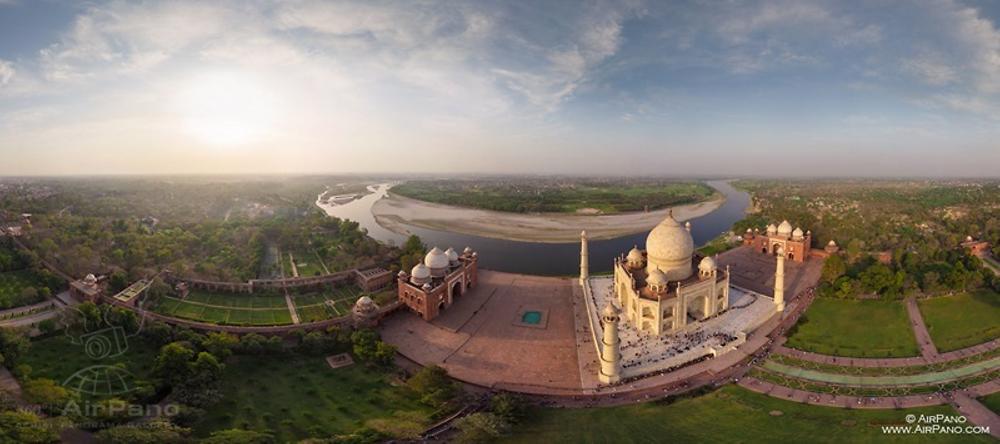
317,180,750,275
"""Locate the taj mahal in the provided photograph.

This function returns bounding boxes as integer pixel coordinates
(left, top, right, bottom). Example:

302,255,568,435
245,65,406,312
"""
581,212,788,384
611,212,731,336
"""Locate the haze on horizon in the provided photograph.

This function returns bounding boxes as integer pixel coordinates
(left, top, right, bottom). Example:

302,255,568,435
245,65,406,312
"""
1,0,1000,178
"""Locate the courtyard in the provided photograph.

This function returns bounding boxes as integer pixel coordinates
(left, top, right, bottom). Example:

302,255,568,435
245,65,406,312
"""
380,270,582,393
715,245,823,299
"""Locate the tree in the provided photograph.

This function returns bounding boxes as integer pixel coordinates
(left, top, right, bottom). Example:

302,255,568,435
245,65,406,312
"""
821,255,846,284
373,341,397,367
846,239,865,263
407,365,457,407
109,270,129,294
859,263,895,297
22,378,76,414
0,409,60,443
0,329,30,367
94,418,189,444
202,332,238,360
490,392,524,423
454,412,510,444
351,329,379,361
153,342,195,387
202,429,275,444
922,271,942,293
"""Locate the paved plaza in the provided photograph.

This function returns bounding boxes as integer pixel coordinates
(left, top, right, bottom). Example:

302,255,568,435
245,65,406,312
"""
381,270,582,393
586,276,777,379
715,245,823,299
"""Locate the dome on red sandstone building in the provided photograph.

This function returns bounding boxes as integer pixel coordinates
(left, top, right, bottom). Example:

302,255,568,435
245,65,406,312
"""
424,247,450,270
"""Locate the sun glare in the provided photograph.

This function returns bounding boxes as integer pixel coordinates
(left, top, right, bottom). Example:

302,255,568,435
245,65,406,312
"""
175,71,277,147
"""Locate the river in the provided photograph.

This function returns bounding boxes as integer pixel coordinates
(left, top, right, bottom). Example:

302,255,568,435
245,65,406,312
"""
317,180,750,275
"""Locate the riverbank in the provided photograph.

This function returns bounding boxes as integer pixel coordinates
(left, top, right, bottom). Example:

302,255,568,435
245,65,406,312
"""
371,190,725,243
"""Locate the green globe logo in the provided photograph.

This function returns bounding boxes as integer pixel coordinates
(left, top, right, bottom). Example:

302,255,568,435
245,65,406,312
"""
62,365,135,396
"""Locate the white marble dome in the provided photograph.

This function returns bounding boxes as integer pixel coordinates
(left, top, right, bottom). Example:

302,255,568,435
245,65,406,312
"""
645,212,694,281
626,247,644,267
646,267,669,291
353,295,377,312
698,256,717,274
792,227,804,239
424,247,450,270
777,220,793,235
828,239,837,246
601,302,619,319
411,263,430,279
766,223,777,234
445,247,459,265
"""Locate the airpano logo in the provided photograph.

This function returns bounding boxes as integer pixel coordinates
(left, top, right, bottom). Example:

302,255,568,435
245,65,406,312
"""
58,302,149,396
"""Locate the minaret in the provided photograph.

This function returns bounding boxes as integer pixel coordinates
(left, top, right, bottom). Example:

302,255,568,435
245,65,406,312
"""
774,247,785,312
598,302,622,384
580,230,589,285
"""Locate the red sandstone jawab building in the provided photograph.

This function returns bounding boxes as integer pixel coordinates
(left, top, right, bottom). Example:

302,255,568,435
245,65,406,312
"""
742,220,811,262
397,246,478,321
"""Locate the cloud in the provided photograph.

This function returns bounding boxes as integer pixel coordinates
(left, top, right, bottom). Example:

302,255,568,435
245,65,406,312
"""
903,54,958,85
0,59,13,85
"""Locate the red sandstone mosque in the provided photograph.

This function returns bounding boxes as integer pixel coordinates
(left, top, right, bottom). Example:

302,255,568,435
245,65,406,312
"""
742,220,811,262
397,246,478,320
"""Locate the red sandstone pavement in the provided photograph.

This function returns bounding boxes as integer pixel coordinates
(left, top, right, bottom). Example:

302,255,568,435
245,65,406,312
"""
906,296,939,360
950,390,1000,439
381,271,584,394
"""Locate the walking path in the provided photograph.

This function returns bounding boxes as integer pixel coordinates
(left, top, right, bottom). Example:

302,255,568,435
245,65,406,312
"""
738,376,951,409
906,296,939,359
288,253,299,278
285,294,300,324
775,338,1000,368
950,390,1000,439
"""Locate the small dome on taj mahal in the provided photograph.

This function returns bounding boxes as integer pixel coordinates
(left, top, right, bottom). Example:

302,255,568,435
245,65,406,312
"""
646,267,669,287
699,256,717,274
626,246,644,263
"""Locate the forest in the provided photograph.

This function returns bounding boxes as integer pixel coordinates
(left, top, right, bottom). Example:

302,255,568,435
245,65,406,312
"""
392,177,716,214
734,179,1000,299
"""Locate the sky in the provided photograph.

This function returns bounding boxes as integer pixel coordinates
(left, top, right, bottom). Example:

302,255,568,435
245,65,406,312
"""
1,0,999,177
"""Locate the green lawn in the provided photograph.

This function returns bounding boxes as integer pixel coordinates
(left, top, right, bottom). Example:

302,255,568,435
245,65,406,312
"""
918,291,1000,352
194,355,434,442
18,335,158,399
785,298,919,358
285,250,328,277
0,270,47,309
289,285,377,322
154,295,292,326
184,290,287,308
504,385,990,444
980,392,1000,415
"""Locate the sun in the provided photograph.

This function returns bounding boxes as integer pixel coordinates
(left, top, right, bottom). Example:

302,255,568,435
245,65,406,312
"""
174,71,277,147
